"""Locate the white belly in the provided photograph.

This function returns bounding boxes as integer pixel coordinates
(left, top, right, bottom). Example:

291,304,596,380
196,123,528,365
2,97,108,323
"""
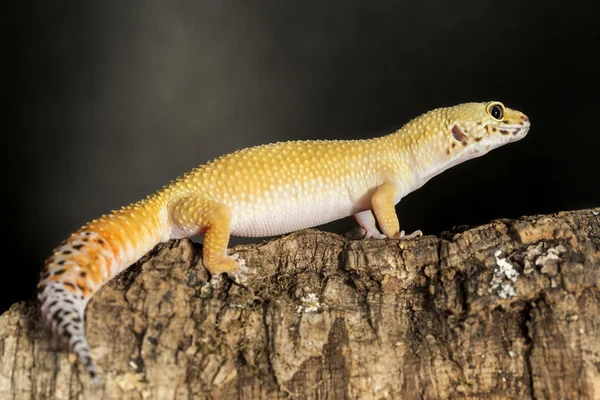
229,190,370,237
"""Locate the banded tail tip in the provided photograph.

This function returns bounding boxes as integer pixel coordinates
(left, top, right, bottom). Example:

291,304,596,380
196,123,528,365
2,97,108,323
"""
38,282,104,385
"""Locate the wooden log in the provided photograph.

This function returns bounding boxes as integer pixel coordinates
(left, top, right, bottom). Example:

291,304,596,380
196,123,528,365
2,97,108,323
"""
1,208,599,399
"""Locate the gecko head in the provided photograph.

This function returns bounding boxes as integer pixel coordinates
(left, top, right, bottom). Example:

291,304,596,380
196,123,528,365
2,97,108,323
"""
446,101,530,160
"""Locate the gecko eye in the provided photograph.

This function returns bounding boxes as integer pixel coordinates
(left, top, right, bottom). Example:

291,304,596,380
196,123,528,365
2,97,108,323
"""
488,103,504,120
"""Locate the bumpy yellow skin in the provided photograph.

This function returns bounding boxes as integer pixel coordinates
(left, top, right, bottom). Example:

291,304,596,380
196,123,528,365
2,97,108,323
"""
38,101,530,383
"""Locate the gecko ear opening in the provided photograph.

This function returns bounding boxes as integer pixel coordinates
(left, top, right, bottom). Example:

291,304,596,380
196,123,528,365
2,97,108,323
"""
451,125,468,143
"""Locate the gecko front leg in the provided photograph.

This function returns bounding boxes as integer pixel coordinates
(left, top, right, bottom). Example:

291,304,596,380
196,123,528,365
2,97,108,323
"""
371,183,423,240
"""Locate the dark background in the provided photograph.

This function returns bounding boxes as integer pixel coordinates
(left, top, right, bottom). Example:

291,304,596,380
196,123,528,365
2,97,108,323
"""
5,1,599,312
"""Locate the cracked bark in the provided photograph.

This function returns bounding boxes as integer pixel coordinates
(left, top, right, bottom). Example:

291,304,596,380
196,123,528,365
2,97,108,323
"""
1,208,600,399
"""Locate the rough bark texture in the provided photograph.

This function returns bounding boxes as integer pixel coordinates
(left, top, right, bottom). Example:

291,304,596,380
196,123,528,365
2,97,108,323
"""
1,208,600,399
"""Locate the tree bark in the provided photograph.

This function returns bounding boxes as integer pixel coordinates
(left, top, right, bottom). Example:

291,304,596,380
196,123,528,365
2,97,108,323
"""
1,208,599,399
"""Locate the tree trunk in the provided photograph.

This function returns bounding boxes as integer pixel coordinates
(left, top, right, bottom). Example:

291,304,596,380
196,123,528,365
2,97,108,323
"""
1,208,600,399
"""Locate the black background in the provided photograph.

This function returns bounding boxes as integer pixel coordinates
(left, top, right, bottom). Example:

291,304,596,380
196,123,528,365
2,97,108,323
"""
5,1,599,312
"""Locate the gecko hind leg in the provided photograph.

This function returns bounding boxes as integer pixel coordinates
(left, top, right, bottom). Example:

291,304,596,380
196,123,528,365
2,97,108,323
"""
201,203,248,284
169,196,247,283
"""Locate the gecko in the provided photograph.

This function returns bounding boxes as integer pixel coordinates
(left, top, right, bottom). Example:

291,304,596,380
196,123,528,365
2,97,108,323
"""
37,101,530,384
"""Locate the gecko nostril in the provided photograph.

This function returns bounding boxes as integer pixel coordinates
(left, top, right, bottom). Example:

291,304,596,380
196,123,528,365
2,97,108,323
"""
521,115,529,122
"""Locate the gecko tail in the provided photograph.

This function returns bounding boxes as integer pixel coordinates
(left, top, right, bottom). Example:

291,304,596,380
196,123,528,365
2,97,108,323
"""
38,198,169,383
38,282,103,385
37,229,117,385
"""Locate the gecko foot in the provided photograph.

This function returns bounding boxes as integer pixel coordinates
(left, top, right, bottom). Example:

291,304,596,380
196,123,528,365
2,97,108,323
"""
209,254,248,285
345,226,387,240
365,230,388,239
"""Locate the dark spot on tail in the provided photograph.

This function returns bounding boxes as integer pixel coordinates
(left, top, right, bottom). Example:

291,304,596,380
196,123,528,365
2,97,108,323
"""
97,239,105,245
80,271,87,278
62,250,72,255
63,326,72,339
73,244,84,250
51,309,63,324
63,282,75,290
54,269,66,275
57,260,66,266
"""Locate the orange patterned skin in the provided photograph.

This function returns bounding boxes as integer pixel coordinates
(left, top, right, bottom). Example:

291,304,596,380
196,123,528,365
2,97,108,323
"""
37,101,530,384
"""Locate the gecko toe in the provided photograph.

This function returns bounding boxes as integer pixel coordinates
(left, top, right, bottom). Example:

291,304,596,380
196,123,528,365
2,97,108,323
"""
403,230,423,240
393,230,423,240
229,268,248,284
410,230,424,239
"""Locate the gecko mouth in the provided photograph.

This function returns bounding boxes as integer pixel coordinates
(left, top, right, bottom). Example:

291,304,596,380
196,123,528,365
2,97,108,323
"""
498,124,530,137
